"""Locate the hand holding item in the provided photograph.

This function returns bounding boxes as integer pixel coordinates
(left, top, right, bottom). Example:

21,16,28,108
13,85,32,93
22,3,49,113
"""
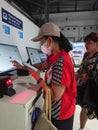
23,63,47,92
29,68,47,92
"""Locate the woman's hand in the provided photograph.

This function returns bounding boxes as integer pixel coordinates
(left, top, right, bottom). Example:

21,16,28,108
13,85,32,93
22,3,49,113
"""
27,67,48,92
11,60,25,69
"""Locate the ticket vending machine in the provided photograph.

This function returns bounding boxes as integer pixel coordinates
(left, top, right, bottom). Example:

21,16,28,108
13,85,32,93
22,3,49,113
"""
0,75,43,130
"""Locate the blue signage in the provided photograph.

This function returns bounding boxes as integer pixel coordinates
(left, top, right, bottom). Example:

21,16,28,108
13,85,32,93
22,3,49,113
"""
2,8,23,30
18,31,23,39
2,25,10,35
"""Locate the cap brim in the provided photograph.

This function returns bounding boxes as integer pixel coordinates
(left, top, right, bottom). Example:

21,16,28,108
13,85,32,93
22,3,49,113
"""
31,35,43,42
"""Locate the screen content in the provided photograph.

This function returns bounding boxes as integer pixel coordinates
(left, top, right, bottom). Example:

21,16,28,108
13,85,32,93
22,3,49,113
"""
26,47,47,65
0,43,22,74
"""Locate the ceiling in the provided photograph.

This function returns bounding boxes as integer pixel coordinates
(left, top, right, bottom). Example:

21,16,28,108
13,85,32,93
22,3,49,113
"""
6,0,98,26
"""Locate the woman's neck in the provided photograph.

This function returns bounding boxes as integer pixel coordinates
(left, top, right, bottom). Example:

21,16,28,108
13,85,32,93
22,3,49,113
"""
52,49,61,56
52,44,61,56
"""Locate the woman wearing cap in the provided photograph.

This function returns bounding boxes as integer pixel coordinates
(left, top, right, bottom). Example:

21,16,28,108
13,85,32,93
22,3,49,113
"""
77,32,98,130
12,22,76,130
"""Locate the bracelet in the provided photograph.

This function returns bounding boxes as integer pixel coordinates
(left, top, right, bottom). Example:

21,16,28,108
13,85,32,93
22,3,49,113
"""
37,78,43,84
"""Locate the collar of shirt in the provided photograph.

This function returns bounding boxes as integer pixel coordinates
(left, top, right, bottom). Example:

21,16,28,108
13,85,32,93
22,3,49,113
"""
50,49,66,64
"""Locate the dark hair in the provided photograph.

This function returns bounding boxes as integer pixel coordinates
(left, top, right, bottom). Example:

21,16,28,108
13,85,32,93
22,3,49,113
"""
44,32,73,52
84,32,98,43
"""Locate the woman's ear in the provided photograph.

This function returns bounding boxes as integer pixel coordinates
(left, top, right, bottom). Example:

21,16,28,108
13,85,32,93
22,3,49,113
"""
47,37,53,46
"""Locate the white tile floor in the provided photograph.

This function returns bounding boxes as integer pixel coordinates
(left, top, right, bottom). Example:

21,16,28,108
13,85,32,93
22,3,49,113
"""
73,105,98,130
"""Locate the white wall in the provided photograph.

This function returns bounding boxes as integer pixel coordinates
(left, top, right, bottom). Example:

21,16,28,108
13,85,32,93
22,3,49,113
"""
0,0,40,61
50,11,98,42
1,0,98,56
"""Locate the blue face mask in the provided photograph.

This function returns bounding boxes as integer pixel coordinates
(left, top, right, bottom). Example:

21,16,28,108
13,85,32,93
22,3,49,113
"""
41,41,52,55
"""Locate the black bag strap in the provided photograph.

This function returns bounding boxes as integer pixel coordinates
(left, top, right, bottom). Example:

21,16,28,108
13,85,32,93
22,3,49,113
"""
32,88,42,106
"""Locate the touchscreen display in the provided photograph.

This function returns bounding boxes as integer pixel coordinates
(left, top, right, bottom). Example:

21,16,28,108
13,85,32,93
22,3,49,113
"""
26,47,47,65
0,43,22,74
